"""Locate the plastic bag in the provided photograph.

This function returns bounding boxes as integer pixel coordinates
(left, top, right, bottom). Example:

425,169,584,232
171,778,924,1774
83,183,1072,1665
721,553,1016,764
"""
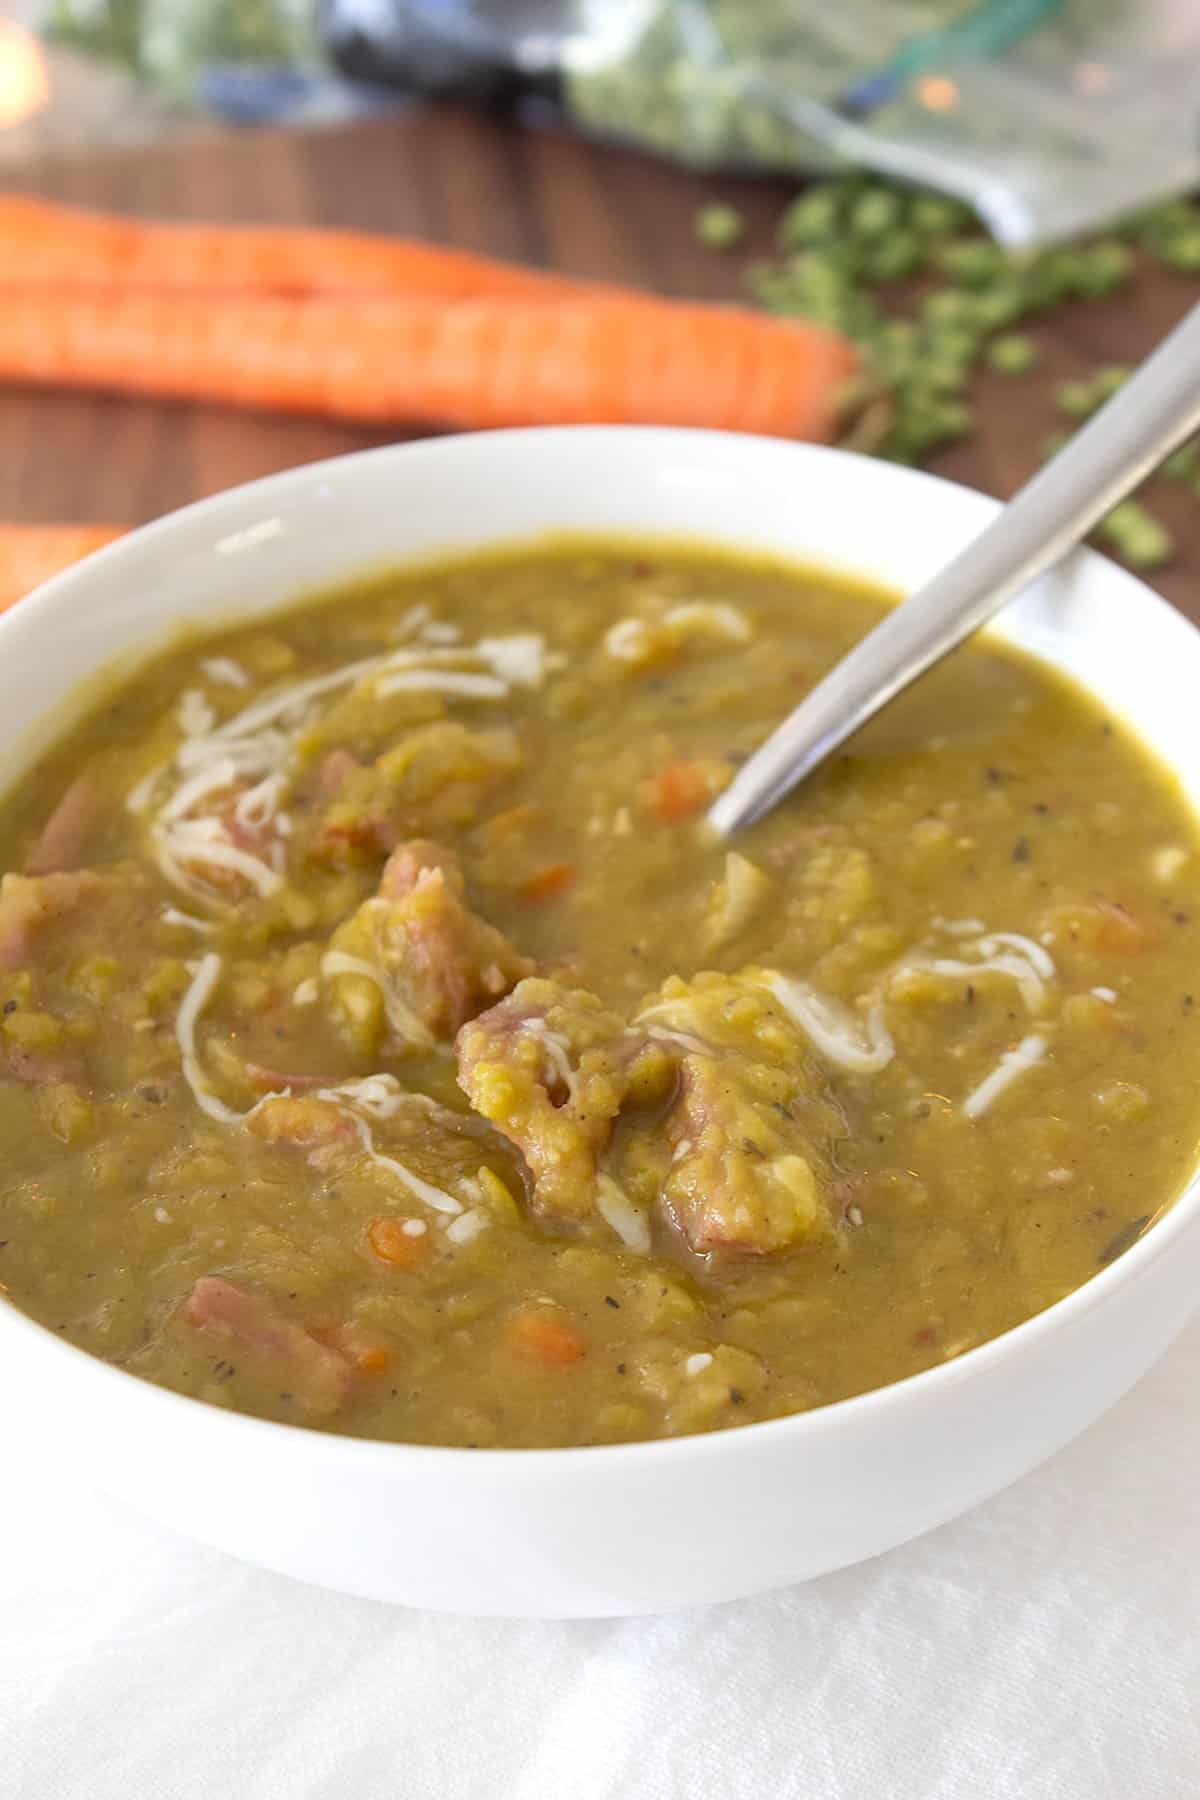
562,0,1200,246
321,0,1200,247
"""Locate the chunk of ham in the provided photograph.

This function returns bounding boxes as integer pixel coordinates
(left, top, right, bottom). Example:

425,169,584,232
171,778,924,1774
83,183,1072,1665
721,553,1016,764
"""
455,978,672,1219
182,1276,354,1416
0,869,105,969
378,838,465,900
310,723,522,862
638,971,844,1255
1,1040,84,1087
660,1053,829,1254
318,746,361,796
326,840,533,1052
24,774,96,875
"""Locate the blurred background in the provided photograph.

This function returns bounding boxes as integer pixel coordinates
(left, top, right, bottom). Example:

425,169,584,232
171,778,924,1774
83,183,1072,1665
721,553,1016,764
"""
4,0,1200,612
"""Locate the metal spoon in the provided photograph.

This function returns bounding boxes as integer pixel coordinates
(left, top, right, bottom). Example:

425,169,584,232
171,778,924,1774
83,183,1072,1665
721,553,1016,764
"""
709,301,1200,838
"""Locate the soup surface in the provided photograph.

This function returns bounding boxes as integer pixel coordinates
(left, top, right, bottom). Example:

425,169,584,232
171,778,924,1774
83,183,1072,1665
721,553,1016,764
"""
1,539,1198,1447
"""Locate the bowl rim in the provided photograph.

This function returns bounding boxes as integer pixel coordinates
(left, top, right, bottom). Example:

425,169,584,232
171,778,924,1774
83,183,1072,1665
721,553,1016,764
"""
2,422,1197,1472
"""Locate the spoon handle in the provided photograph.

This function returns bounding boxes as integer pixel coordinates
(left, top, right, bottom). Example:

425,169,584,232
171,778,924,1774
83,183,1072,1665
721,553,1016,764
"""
710,300,1200,837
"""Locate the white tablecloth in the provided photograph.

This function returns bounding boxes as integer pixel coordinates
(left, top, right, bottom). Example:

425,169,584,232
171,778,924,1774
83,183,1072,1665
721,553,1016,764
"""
3,1315,1198,1800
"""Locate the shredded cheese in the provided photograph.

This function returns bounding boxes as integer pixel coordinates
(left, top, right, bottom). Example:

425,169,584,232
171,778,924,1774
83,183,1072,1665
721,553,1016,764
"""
344,1114,462,1215
161,906,217,934
320,950,436,1050
446,1207,489,1244
975,932,1055,979
234,773,287,831
663,602,750,643
292,977,319,1006
126,767,162,816
177,689,216,736
158,759,240,824
962,1034,1047,1119
918,952,1046,1015
157,823,282,897
523,1017,579,1099
316,1072,412,1121
596,1174,651,1253
475,633,549,686
685,1352,714,1377
765,974,895,1075
175,954,244,1124
375,669,508,700
200,657,249,687
139,621,558,910
896,927,1056,1017
604,618,653,662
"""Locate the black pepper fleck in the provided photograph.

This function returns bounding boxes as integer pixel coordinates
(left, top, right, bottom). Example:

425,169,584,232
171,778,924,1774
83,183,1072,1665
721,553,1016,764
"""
1011,836,1031,863
2,1000,15,1016
604,1295,620,1309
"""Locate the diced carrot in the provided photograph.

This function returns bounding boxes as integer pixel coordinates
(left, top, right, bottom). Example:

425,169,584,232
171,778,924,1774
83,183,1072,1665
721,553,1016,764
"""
368,1214,431,1270
640,757,729,824
315,1318,395,1375
504,1305,587,1366
1044,898,1155,955
517,861,578,904
1094,899,1154,953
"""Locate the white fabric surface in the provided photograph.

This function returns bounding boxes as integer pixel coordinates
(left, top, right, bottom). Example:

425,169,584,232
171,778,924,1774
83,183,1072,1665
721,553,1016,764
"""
3,1318,1198,1800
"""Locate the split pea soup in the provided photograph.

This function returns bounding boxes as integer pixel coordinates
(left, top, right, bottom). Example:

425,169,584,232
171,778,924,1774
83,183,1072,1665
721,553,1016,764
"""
1,537,1197,1448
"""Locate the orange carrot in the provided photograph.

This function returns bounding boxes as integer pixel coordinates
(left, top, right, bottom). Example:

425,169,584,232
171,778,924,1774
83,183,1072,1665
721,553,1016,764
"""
504,1305,588,1366
315,1319,396,1375
368,1215,432,1270
0,289,857,440
640,756,731,823
1044,898,1155,955
0,194,608,302
0,523,124,613
517,861,578,904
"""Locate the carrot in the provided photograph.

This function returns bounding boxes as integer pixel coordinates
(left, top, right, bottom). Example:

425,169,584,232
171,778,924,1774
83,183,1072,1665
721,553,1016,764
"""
504,1305,587,1366
367,1215,432,1270
0,194,608,303
517,861,578,904
1044,898,1155,955
314,1319,395,1375
0,523,124,613
0,289,858,441
640,756,731,823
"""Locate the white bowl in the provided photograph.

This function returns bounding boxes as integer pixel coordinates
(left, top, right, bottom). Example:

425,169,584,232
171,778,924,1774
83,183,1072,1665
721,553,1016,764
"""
3,428,1199,1618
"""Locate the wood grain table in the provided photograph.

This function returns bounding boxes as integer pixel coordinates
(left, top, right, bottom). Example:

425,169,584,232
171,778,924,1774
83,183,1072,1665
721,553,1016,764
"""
2,105,1198,620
